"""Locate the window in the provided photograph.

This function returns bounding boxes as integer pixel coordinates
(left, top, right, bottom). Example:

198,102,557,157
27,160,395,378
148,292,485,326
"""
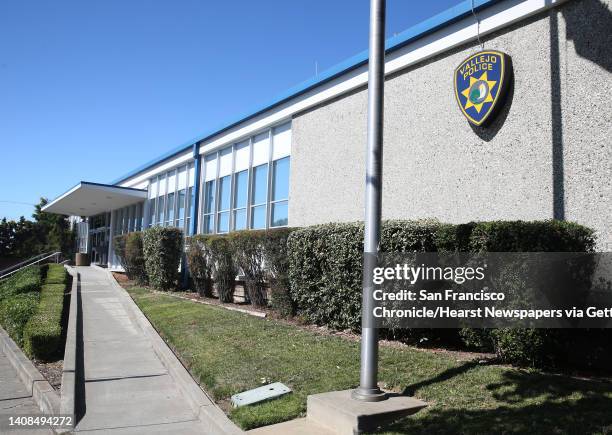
156,174,166,225
217,175,231,233
203,180,215,234
149,201,156,226
233,170,248,230
271,156,290,227
186,186,194,235
199,122,291,234
250,164,268,229
166,170,177,226
166,192,175,226
216,147,232,233
176,166,187,230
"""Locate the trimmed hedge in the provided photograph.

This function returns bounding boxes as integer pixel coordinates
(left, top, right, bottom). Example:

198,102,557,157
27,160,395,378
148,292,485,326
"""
263,228,297,317
113,234,128,271
0,267,41,346
287,219,600,368
186,235,214,297
23,264,69,361
465,220,598,367
230,231,267,307
142,227,184,290
125,232,148,285
287,220,444,330
0,266,42,300
114,233,148,285
207,236,237,303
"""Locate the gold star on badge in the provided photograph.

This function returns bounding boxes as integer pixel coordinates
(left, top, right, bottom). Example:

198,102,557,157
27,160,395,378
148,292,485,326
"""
461,72,497,113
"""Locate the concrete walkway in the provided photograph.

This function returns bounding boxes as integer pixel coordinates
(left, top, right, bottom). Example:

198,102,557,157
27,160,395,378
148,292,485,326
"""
0,348,53,434
74,266,216,434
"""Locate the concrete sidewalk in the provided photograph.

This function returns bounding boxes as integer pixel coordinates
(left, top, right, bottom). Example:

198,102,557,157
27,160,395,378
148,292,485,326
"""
74,266,222,434
0,347,53,435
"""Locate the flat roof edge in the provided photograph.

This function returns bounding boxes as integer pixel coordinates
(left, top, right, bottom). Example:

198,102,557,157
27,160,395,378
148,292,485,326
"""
42,181,147,213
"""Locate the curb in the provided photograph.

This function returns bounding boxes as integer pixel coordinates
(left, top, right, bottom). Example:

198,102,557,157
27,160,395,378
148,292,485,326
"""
60,266,79,423
151,290,267,318
0,328,60,416
96,265,244,435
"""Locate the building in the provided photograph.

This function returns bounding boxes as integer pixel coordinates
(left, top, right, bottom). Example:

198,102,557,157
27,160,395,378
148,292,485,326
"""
43,0,612,269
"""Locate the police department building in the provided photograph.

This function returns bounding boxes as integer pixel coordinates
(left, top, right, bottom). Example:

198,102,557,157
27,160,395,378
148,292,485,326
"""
43,0,612,268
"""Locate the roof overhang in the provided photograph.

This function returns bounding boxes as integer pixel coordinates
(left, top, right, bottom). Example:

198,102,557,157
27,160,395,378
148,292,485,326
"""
42,182,147,217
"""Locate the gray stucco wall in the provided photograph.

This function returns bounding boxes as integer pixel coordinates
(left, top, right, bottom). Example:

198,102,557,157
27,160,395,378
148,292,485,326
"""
289,0,612,250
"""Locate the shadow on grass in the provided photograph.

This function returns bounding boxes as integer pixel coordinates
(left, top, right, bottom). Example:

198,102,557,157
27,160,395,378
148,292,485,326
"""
384,363,612,434
400,360,485,396
383,397,612,434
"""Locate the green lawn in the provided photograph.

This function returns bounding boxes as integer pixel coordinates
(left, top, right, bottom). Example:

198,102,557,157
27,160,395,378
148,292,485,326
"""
127,286,612,434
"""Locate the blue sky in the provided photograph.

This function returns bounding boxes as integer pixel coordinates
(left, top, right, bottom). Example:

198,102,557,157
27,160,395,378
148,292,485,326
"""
0,0,460,220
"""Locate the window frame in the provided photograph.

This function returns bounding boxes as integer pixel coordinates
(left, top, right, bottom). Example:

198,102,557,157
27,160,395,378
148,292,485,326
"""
199,121,290,235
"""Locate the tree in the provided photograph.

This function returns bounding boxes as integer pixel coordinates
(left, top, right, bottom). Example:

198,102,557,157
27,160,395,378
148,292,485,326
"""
32,198,75,255
0,198,75,259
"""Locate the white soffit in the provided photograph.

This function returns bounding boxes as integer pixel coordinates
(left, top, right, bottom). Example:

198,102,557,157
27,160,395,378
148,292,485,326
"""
42,182,148,217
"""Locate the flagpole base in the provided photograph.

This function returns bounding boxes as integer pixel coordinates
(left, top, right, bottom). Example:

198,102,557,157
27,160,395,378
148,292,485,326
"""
351,387,388,402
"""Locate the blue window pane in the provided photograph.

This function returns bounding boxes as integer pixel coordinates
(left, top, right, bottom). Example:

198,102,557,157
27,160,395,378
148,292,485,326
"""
218,211,229,233
252,164,268,205
203,215,214,234
272,157,290,201
157,197,165,224
166,192,175,223
204,181,215,214
251,205,266,229
219,176,231,211
234,209,247,230
234,170,248,208
271,201,288,227
177,190,186,220
187,186,194,218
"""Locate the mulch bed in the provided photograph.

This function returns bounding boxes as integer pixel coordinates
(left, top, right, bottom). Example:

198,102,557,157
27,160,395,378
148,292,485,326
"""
33,359,63,390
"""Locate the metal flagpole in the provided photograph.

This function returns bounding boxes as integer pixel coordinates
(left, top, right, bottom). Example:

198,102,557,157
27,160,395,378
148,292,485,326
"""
352,0,387,403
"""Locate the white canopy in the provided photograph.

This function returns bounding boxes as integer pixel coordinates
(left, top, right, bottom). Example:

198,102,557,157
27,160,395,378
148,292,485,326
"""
42,182,147,217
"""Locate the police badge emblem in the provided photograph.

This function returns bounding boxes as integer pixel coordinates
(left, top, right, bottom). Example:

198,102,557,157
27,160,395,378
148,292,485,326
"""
454,50,512,126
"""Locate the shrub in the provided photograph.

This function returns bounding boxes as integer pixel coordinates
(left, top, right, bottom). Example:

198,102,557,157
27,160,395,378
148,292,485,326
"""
114,233,147,284
230,231,267,307
0,293,39,346
113,234,128,271
186,235,214,297
465,220,597,367
0,266,42,301
142,227,184,290
23,264,69,361
44,264,67,285
287,219,602,368
469,220,595,252
287,220,444,330
207,236,237,303
23,281,66,361
263,228,297,317
125,232,148,285
0,266,42,346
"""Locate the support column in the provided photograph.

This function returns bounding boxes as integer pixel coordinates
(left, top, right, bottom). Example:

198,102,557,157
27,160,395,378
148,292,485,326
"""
107,210,116,268
183,143,202,288
190,143,202,236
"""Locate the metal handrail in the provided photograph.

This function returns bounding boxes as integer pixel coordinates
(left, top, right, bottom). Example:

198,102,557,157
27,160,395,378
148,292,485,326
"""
0,251,62,280
0,251,53,275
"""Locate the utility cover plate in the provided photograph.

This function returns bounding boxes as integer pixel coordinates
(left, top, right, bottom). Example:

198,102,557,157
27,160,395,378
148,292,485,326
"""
231,382,291,407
